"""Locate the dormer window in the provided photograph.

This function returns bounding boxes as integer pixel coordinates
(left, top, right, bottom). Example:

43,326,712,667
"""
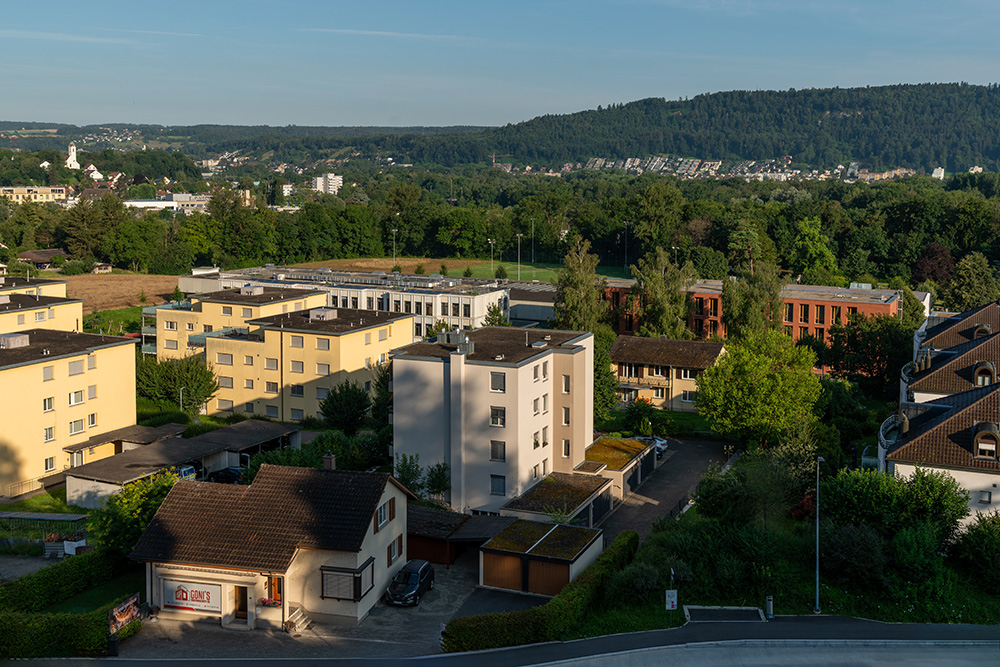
975,361,996,387
973,422,999,459
974,323,992,340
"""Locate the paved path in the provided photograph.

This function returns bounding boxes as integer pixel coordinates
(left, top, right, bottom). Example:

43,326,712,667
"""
598,437,728,541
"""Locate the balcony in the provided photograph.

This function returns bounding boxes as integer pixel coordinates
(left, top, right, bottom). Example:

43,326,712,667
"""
187,327,249,346
141,325,156,335
901,361,914,383
141,343,157,355
142,301,192,316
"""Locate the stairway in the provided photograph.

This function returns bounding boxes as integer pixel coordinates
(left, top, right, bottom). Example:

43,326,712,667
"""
285,605,312,633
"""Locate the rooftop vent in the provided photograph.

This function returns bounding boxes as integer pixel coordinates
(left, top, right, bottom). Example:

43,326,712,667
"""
239,285,264,296
531,341,548,349
0,333,29,349
494,354,505,361
309,308,338,321
0,295,9,305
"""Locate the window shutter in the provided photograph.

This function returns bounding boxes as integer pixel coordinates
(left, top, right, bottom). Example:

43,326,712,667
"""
389,497,396,521
638,365,644,379
373,511,379,535
386,544,392,568
397,534,403,558
676,368,683,379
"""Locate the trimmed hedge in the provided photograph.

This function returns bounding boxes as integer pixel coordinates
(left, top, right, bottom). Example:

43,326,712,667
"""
0,549,125,612
0,599,142,658
442,530,640,652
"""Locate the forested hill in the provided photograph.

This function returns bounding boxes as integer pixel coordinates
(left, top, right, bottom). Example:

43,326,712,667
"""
241,83,1000,171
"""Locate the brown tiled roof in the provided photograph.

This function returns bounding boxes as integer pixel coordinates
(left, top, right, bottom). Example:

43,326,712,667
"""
909,333,1000,396
130,465,398,572
887,384,1000,472
922,302,1000,349
609,336,724,369
501,472,610,514
396,327,589,365
18,249,68,263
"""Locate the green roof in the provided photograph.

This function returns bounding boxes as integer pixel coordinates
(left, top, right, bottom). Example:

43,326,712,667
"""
585,437,650,471
482,519,600,561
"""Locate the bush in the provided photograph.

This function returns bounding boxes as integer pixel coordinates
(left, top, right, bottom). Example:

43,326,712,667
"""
606,561,660,605
60,259,94,275
954,510,1000,593
138,410,190,428
0,549,126,612
0,599,141,658
892,521,945,584
822,521,890,589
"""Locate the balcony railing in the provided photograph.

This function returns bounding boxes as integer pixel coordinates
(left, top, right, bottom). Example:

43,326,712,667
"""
141,325,156,335
901,361,914,383
141,343,156,355
878,414,900,450
142,301,192,316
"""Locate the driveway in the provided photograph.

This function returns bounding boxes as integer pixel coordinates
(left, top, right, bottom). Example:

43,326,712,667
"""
599,437,729,541
0,554,53,582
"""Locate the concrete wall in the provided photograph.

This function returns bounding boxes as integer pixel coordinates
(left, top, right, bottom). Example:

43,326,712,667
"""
65,476,122,509
568,536,605,580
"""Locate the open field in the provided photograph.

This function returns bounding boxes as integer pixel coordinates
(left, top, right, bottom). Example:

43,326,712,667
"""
60,273,178,314
294,257,632,280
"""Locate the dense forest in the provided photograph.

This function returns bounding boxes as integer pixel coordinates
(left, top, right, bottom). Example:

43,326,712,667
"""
5,164,1000,314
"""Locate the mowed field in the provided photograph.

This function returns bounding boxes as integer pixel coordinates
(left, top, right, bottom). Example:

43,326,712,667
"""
61,273,179,314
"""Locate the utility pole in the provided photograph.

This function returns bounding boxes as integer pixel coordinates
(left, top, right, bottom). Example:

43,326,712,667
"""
814,455,825,614
623,221,631,275
488,238,495,278
530,217,535,278
391,228,398,270
516,233,523,281
179,386,185,413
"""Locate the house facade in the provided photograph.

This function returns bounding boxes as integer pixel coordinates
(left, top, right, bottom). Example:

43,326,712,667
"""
392,327,594,514
608,336,724,410
902,332,1000,404
0,293,83,335
0,276,68,299
130,464,412,628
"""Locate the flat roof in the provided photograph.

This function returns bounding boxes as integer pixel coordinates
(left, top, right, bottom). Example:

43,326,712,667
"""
482,519,601,561
62,423,187,454
687,279,900,304
501,472,610,514
247,308,411,334
0,276,67,292
394,327,588,365
0,329,135,370
219,266,508,297
0,294,83,312
194,287,320,305
585,437,652,471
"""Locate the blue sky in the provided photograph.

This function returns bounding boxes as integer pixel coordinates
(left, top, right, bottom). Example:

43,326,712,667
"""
0,1,995,127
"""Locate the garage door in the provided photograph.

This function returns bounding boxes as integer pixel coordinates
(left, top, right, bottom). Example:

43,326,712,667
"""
483,552,522,591
528,560,569,596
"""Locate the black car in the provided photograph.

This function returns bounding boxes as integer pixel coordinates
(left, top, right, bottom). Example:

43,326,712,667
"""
384,559,434,606
208,467,244,484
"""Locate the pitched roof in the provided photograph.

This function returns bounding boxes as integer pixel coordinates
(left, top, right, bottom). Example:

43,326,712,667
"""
886,384,1000,472
609,336,724,368
130,465,396,572
921,302,1000,350
908,333,1000,396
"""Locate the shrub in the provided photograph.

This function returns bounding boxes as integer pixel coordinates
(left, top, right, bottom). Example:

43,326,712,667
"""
60,259,94,275
0,549,126,612
0,599,141,658
954,510,1000,592
606,561,660,605
892,521,945,584
138,410,190,428
822,521,890,589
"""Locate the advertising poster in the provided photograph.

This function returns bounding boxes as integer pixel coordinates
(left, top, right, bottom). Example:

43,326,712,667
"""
163,580,222,613
108,593,140,635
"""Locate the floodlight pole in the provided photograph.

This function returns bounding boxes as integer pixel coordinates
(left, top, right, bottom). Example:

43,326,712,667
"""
391,228,398,269
814,455,825,614
488,238,495,277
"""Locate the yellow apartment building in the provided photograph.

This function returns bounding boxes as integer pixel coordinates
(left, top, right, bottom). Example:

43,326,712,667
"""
0,329,137,498
0,186,68,205
204,308,413,421
0,293,84,334
609,337,725,411
147,286,327,360
0,276,68,298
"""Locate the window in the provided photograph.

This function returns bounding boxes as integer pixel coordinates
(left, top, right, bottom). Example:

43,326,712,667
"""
16,314,24,325
87,355,96,370
651,365,664,377
32,311,43,323
533,431,540,448
452,303,460,317
365,381,371,393
266,576,282,604
317,387,329,400
376,500,391,528
244,355,254,365
316,338,330,350
681,368,699,380
976,433,998,458
532,464,540,479
265,382,279,393
533,398,540,415
799,304,810,323
463,303,471,318
164,340,178,350
490,475,506,496
317,363,330,376
562,407,570,425
848,306,858,316
342,297,348,308
654,387,665,399
44,427,54,442
69,390,84,406
43,397,53,412
88,413,97,427
216,353,233,366
815,305,826,325
621,363,638,378
490,407,506,427
218,376,234,389
291,384,304,397
783,303,793,322
186,322,194,331
393,300,401,313
976,363,995,386
415,302,422,315
387,534,403,566
290,360,304,373
217,399,234,411
542,458,548,475
490,440,506,461
542,361,548,379
490,372,506,393
533,365,540,382
542,394,549,413
352,297,359,309
365,333,371,345
222,306,232,316
379,352,387,364
562,439,571,458
562,375,570,394
242,307,253,318
799,326,809,339
245,403,255,413
321,559,375,601
426,302,433,317
367,297,374,310
266,405,279,418
682,390,697,403
979,490,993,505
164,321,177,331
784,325,793,337
542,426,548,445
265,358,278,370
291,408,304,420
245,379,254,389
815,328,825,340
69,419,84,435
290,335,304,348
88,385,97,400
68,360,84,376
45,457,55,472
379,329,387,341
46,309,53,319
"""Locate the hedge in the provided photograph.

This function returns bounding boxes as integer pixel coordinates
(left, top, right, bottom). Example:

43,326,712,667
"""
442,530,640,652
0,598,142,658
0,548,126,612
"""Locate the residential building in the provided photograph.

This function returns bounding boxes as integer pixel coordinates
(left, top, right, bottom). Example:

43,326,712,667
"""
203,307,412,421
0,293,83,334
392,327,594,514
312,173,343,195
130,463,413,628
902,333,1000,403
879,384,1000,523
608,337,724,410
17,249,69,270
0,186,68,205
915,301,1000,353
145,286,327,359
0,275,69,299
0,329,136,498
180,266,510,339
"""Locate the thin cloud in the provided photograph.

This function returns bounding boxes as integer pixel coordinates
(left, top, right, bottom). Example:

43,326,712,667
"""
97,28,207,38
304,28,478,43
0,29,135,45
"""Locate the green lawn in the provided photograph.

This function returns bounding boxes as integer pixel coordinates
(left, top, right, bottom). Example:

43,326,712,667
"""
1,488,90,514
459,260,631,282
44,568,146,614
82,306,143,335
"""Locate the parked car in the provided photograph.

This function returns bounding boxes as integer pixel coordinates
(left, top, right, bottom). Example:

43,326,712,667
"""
384,559,435,606
208,467,244,484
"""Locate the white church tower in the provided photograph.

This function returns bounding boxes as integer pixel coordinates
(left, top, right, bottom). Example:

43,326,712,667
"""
65,142,80,170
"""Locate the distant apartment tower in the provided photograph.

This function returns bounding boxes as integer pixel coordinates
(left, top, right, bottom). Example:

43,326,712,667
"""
313,173,343,196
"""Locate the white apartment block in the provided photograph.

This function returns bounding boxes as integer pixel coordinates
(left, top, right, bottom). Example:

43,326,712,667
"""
312,173,343,195
392,327,594,514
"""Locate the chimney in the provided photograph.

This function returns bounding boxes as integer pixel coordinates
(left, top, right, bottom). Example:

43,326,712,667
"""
323,452,336,471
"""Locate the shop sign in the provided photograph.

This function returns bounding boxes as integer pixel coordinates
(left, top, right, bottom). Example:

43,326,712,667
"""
163,580,221,613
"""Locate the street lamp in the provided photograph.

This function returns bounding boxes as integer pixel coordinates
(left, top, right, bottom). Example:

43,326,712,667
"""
391,228,398,270
623,221,631,275
814,455,825,614
488,238,495,278
516,233,523,281
671,245,679,265
179,386,185,413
